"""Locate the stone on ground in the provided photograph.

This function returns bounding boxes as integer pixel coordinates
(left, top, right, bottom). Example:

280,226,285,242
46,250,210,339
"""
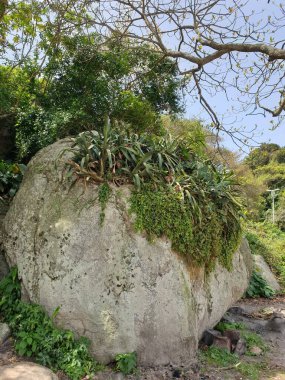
253,254,280,291
0,362,58,380
222,329,240,345
212,335,231,352
249,346,263,356
234,338,246,356
0,323,10,345
266,313,285,333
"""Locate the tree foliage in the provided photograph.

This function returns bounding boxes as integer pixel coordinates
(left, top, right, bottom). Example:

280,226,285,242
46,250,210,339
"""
2,1,285,132
241,143,285,222
1,35,183,161
43,36,183,133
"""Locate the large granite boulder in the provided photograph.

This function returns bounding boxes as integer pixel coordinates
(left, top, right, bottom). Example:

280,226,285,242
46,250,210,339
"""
2,139,253,366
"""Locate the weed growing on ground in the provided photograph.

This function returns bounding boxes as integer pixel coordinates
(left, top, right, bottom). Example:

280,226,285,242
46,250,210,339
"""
115,352,137,375
245,270,275,298
200,347,263,380
98,182,111,225
215,321,246,333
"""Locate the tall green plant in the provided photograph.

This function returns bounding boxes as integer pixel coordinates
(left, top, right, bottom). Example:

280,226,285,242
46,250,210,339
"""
0,160,26,198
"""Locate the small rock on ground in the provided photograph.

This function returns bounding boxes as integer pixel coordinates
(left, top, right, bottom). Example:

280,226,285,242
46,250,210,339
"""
0,362,59,380
249,346,263,356
0,324,10,345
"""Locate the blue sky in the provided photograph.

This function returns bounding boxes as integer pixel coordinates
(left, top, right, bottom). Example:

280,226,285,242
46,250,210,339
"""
184,96,285,154
174,1,285,154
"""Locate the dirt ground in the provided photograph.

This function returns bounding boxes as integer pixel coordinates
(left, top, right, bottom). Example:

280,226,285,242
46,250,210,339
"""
0,297,285,380
199,296,285,380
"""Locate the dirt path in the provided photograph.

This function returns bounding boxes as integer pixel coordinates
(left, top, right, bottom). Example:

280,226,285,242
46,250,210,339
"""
238,296,285,372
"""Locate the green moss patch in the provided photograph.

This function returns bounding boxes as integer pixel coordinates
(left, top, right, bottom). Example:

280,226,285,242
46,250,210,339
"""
130,187,242,271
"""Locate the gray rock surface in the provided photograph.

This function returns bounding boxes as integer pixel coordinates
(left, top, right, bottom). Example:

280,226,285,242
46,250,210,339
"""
94,371,125,380
0,323,10,345
0,250,9,282
253,254,280,291
0,201,9,281
2,139,253,366
0,362,58,380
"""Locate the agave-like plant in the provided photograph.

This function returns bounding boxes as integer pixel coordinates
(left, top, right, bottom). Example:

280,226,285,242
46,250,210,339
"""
66,121,242,228
67,120,186,189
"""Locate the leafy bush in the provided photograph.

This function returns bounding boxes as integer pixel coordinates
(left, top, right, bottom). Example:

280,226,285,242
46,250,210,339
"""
45,36,183,135
245,143,280,170
98,183,111,225
0,160,26,198
215,321,245,333
245,270,275,298
67,124,242,270
0,66,37,115
115,352,137,375
274,148,285,164
162,117,208,157
0,268,103,380
15,105,62,161
254,162,285,189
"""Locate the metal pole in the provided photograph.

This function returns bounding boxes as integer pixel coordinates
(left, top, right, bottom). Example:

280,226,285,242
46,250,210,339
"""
267,189,279,223
273,193,275,223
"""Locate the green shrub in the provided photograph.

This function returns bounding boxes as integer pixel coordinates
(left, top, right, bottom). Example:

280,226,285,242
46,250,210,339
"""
245,270,275,298
98,183,111,225
15,105,62,161
274,148,285,164
115,352,137,375
215,321,245,333
0,268,103,380
0,160,26,198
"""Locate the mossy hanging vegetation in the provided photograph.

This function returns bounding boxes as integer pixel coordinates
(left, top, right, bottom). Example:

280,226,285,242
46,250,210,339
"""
67,120,242,271
130,185,241,271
